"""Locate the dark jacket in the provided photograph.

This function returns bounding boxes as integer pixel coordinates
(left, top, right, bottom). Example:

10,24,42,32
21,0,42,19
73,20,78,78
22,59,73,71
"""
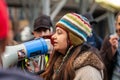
87,31,102,50
100,35,117,80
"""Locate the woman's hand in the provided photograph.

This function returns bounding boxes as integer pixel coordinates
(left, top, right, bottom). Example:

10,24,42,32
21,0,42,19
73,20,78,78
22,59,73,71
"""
33,60,40,72
109,34,119,55
26,60,40,73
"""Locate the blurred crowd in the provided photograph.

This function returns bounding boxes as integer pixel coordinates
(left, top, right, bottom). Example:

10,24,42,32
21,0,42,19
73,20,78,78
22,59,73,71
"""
1,0,120,80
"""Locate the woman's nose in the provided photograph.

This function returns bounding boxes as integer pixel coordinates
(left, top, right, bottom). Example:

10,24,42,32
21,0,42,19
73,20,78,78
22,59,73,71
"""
51,33,56,40
50,33,56,45
51,34,55,39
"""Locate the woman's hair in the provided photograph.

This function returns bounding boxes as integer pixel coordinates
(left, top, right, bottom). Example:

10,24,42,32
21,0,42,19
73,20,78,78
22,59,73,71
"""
41,44,102,80
100,35,113,61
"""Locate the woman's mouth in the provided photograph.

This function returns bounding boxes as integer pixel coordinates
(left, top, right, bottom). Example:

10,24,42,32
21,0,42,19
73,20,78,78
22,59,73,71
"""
53,42,57,46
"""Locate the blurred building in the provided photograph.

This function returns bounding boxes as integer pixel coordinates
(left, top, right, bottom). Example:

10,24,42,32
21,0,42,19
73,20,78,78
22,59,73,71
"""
6,0,120,41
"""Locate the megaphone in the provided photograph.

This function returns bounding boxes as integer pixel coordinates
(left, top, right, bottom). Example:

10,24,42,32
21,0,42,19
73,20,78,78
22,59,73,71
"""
1,38,53,68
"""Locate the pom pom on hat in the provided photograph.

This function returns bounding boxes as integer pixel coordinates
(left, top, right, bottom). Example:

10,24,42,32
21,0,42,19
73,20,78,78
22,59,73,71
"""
56,13,92,46
0,0,9,39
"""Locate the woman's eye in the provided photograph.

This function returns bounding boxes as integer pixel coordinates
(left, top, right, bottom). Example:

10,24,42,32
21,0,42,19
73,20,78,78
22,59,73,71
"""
57,30,62,34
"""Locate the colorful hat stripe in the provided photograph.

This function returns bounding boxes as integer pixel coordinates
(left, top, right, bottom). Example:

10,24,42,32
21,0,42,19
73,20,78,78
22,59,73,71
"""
67,13,92,35
59,19,87,41
64,14,91,36
72,13,91,28
62,17,88,36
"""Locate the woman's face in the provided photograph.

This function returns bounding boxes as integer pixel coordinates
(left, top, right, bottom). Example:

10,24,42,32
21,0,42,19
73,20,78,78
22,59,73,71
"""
116,15,120,37
52,27,68,54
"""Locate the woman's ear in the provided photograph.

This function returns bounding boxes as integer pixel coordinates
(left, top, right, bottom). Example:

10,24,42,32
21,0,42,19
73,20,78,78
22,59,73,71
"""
67,37,72,46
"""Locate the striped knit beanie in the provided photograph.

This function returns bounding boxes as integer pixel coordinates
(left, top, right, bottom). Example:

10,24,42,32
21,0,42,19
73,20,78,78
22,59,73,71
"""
56,13,92,46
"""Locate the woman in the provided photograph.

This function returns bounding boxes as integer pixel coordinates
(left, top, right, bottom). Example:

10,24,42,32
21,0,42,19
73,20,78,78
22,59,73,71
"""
100,34,118,80
41,13,105,80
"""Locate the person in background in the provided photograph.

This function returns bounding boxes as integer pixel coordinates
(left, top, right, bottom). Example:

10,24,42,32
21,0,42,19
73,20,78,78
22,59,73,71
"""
82,13,102,50
18,14,53,75
111,12,120,80
100,12,120,80
32,15,53,39
41,13,106,80
100,34,118,80
0,0,43,80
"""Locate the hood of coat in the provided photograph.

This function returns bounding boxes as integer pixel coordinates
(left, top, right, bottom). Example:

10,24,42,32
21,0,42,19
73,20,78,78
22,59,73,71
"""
73,51,104,70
